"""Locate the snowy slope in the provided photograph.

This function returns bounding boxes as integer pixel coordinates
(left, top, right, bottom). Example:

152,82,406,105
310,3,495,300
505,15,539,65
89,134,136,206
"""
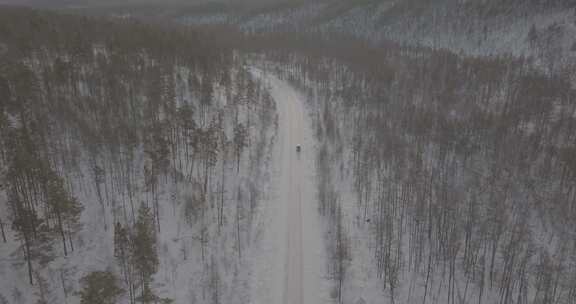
175,0,576,71
50,0,576,71
0,61,277,304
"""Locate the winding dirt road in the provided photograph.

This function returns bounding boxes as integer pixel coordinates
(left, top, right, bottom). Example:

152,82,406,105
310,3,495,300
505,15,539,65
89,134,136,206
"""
250,69,327,304
278,76,305,304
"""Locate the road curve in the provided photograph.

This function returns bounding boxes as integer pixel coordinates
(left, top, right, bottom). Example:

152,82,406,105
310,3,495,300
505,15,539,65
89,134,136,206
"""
277,76,304,304
250,69,327,304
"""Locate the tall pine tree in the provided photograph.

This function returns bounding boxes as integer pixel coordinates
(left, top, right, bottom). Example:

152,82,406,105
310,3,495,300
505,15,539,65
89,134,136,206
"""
132,203,158,304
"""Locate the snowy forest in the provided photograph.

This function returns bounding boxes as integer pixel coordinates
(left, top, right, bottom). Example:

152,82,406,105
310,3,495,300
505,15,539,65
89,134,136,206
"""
2,1,576,304
259,42,576,303
0,7,276,304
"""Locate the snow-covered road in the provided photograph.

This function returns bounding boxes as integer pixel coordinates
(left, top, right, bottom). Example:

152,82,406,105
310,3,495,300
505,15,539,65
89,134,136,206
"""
250,70,329,304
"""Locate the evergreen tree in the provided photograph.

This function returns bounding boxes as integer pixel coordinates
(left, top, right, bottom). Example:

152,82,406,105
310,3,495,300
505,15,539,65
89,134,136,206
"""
132,203,158,303
77,271,124,304
45,171,83,256
233,123,248,174
528,24,538,44
113,221,134,302
5,126,54,285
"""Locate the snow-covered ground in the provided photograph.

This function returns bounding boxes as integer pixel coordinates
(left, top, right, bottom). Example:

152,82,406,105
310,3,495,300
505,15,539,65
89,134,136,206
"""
176,1,576,74
0,63,277,303
249,69,331,304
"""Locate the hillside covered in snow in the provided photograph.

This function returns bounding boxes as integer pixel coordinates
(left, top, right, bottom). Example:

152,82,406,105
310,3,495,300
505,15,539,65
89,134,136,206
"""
251,30,576,304
3,1,576,304
0,8,279,304
170,0,576,73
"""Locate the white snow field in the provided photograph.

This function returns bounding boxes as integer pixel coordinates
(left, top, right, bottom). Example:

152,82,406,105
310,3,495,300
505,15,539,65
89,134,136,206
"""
249,69,330,304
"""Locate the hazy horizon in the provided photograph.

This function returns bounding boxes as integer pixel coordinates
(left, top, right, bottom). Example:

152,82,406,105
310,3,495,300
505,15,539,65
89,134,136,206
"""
0,0,301,8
